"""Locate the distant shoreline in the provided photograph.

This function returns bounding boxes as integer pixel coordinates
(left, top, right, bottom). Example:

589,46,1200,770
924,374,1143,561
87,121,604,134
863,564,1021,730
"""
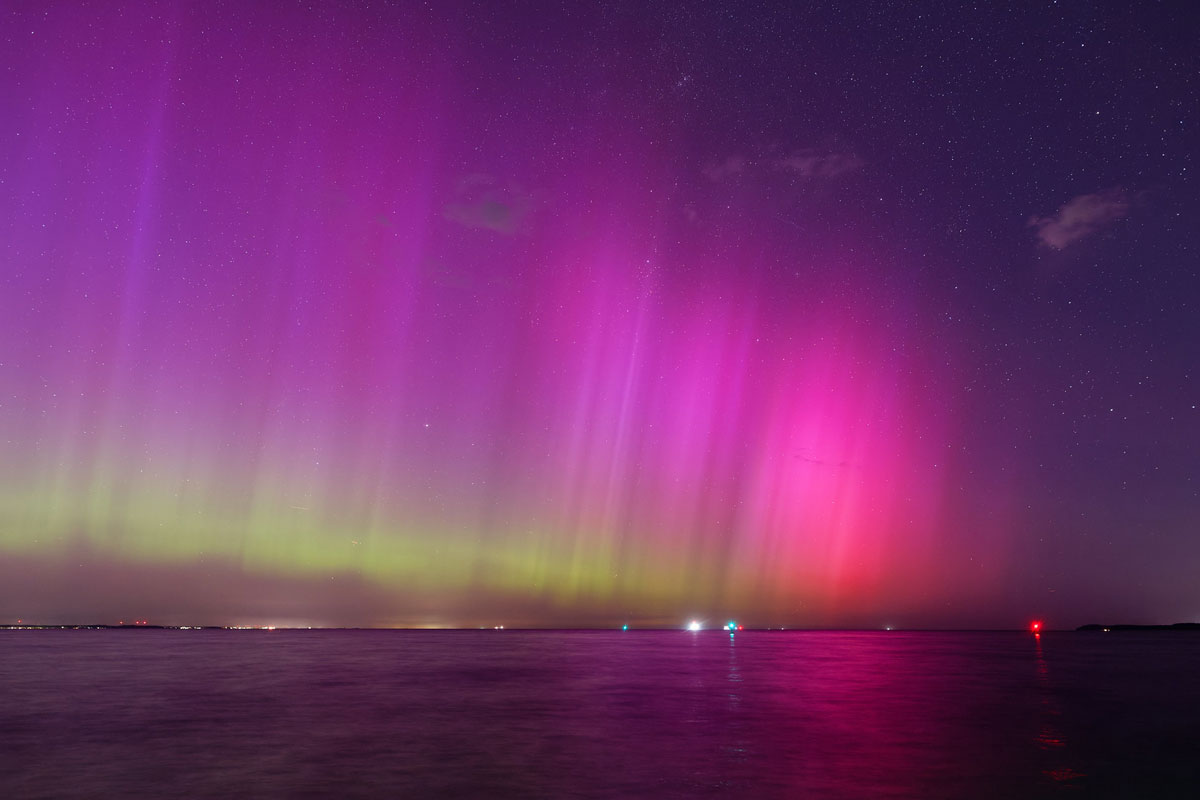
0,624,224,631
1076,623,1200,631
3,624,1198,632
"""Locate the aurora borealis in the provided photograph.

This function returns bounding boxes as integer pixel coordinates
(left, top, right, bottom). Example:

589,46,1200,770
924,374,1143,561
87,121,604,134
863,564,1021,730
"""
2,2,1197,628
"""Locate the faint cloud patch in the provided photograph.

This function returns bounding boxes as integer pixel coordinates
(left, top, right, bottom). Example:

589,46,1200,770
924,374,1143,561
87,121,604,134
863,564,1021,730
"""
703,155,749,181
1028,188,1130,249
703,149,863,183
445,175,530,235
774,149,864,178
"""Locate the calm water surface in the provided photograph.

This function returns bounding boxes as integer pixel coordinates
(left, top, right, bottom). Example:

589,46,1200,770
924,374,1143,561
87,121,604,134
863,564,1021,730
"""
1,630,1198,798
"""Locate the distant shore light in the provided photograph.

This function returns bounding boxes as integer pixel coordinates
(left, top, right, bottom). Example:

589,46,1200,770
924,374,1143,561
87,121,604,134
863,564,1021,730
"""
687,620,702,631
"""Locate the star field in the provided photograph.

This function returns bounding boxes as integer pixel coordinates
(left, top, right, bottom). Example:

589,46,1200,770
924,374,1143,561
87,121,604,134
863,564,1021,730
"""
1,1,1197,627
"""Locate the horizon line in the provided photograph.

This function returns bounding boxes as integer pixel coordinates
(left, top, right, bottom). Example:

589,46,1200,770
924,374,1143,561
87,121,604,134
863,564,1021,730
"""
4,623,1195,632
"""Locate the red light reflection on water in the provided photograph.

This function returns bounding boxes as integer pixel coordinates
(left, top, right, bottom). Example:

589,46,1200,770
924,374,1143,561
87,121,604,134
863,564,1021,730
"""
1033,631,1085,788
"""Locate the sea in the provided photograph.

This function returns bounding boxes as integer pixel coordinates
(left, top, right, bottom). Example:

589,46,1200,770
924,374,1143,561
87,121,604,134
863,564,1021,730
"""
1,629,1198,798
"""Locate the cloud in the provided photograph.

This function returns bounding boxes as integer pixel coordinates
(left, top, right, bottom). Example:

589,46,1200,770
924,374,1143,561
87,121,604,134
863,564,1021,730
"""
703,149,863,183
702,155,748,181
445,174,530,235
1028,188,1130,249
774,149,864,178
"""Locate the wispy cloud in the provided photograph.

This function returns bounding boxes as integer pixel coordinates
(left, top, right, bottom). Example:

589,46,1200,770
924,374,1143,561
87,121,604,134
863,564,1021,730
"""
1028,188,1130,249
445,174,530,235
703,149,862,183
702,155,749,181
774,149,863,178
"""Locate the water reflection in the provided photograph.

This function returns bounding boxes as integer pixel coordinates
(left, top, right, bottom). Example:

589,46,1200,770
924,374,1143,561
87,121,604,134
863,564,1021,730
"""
723,631,748,768
3,630,1198,798
1033,633,1085,788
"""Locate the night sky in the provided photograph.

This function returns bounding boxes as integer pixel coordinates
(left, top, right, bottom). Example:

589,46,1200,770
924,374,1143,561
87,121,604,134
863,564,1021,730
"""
2,2,1197,628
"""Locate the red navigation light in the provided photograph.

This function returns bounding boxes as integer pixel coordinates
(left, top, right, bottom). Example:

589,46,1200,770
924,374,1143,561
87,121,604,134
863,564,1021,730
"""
1031,620,1042,633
